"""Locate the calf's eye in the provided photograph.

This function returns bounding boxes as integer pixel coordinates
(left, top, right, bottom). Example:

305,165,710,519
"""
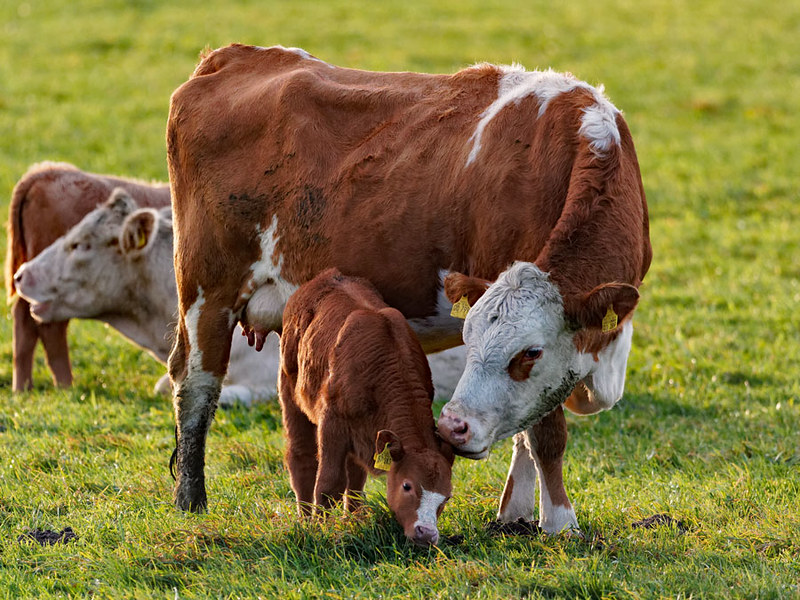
402,482,412,492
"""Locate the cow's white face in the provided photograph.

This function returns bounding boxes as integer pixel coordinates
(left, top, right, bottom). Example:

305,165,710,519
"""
14,189,172,323
437,262,638,458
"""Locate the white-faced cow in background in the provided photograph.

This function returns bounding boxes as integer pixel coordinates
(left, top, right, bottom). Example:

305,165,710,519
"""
165,44,651,526
13,189,279,405
5,162,170,392
12,188,465,405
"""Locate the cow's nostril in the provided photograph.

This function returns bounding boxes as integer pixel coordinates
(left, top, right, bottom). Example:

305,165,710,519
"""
454,421,469,435
13,270,23,284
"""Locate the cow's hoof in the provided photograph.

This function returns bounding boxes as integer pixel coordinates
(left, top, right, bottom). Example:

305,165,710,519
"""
486,518,542,536
173,482,208,513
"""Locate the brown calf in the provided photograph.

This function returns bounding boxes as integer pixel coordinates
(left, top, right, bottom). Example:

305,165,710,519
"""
5,162,170,391
280,268,453,545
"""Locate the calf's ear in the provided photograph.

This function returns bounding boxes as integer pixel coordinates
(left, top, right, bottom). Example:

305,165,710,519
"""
568,282,640,331
120,209,159,257
376,430,405,463
443,272,492,307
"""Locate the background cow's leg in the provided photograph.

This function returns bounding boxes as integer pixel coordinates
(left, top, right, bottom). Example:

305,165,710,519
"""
313,417,349,511
279,376,318,516
528,407,579,534
12,299,39,392
39,320,72,388
345,455,367,512
168,295,232,512
497,432,538,523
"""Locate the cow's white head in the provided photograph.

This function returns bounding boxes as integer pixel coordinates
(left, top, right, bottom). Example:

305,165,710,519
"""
437,262,639,458
13,188,173,323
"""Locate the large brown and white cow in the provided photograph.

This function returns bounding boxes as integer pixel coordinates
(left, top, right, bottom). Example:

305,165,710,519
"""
280,268,453,545
5,162,170,391
166,44,651,528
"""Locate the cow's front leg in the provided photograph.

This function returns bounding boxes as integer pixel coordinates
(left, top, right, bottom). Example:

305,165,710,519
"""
168,293,232,512
313,417,350,512
529,406,578,534
12,299,40,392
497,432,539,523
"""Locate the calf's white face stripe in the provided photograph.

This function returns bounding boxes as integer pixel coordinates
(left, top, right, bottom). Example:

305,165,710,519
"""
414,488,446,529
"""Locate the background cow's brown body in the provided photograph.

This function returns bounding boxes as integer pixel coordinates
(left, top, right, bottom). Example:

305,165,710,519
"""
5,162,170,391
166,45,650,513
280,268,452,545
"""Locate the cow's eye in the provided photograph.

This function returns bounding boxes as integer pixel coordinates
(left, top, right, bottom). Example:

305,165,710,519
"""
524,348,543,361
402,482,412,492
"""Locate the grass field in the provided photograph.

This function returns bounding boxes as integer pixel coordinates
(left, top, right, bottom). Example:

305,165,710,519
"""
1,0,799,598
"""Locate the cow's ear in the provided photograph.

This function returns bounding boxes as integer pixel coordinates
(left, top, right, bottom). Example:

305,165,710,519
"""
444,272,491,307
568,282,640,331
120,209,159,257
376,430,405,463
105,187,138,218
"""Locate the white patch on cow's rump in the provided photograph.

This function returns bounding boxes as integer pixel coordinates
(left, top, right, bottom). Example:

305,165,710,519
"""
414,487,446,531
465,65,620,166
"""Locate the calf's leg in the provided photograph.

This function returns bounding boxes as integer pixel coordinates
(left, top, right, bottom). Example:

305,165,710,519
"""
345,456,368,512
313,417,350,511
279,375,318,516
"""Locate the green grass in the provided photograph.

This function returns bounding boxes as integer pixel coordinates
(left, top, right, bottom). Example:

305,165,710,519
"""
1,0,799,597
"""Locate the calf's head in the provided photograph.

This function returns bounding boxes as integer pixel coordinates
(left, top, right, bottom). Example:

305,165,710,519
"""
13,188,172,322
438,262,639,458
375,430,454,546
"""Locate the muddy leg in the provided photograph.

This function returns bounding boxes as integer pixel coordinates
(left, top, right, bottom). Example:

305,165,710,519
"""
168,294,233,513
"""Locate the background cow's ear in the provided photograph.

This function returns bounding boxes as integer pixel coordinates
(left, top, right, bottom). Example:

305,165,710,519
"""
569,282,640,331
376,430,405,462
444,272,491,307
105,187,138,219
120,209,159,257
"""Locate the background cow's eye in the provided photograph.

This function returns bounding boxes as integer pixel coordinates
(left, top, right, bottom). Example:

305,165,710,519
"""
524,348,543,360
402,482,412,492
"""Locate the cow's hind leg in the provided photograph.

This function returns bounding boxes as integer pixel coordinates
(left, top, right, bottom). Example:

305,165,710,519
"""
169,291,233,512
12,299,40,392
279,374,318,516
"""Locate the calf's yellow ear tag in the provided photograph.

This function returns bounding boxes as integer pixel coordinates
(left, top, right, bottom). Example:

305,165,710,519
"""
601,306,618,332
450,295,471,319
374,443,392,471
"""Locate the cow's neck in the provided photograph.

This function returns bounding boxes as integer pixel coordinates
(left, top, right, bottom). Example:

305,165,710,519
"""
99,281,177,364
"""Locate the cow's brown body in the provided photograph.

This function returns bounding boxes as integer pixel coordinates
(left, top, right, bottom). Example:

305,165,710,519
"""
5,162,170,391
280,268,452,544
166,45,651,514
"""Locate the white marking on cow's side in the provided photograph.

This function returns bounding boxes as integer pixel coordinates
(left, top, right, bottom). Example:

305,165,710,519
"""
178,288,223,431
465,65,620,166
415,487,446,530
239,215,299,330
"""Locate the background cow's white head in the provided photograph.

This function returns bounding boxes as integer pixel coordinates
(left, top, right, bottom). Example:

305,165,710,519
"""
14,188,173,323
437,262,639,458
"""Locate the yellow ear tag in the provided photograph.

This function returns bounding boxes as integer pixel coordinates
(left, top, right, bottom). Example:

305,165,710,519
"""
450,295,471,319
373,443,392,471
136,229,147,249
601,306,618,333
